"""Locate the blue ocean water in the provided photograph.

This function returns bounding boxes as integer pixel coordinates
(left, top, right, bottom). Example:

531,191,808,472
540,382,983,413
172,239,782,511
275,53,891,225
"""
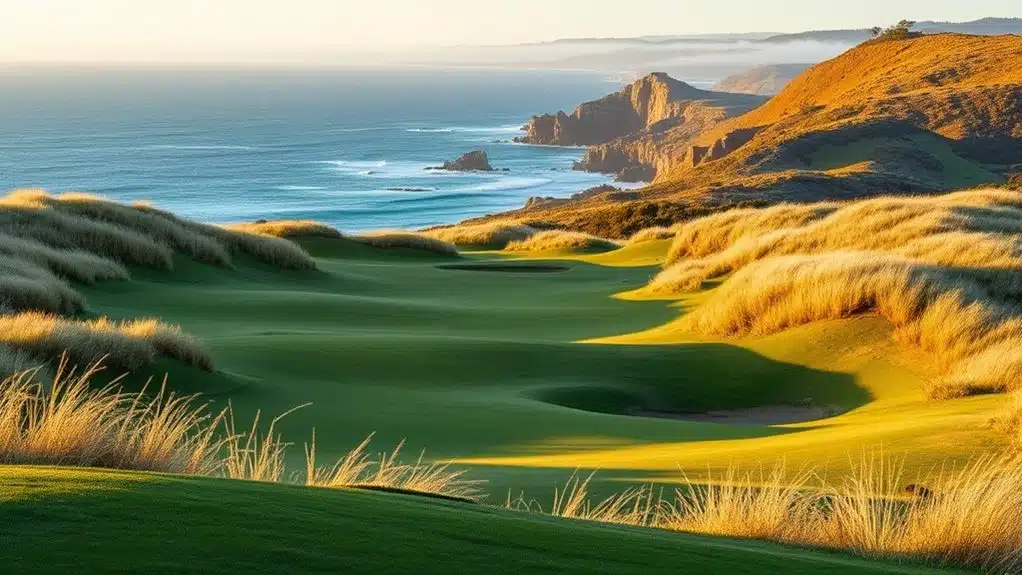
0,68,629,231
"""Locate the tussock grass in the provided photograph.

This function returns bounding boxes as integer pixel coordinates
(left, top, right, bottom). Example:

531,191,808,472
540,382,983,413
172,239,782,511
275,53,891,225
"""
653,189,1022,398
507,472,659,528
990,394,1022,450
424,220,537,249
354,231,459,256
0,312,213,372
505,230,621,253
0,189,318,314
1,363,482,501
0,361,226,473
663,202,840,266
223,220,343,240
512,456,1022,572
628,225,680,244
305,432,484,502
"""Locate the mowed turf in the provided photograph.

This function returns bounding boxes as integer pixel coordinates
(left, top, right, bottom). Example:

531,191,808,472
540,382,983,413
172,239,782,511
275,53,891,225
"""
73,236,1007,495
0,466,962,575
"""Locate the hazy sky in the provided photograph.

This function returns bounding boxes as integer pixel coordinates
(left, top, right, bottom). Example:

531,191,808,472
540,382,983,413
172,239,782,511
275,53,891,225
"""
0,0,1016,62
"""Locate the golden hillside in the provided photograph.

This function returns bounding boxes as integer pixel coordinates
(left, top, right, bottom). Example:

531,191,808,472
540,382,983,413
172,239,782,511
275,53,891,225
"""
661,34,1022,185
490,34,1022,236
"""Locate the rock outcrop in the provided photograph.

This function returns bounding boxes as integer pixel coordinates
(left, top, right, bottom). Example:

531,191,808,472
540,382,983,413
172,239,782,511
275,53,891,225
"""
515,73,711,147
518,73,767,181
426,150,498,172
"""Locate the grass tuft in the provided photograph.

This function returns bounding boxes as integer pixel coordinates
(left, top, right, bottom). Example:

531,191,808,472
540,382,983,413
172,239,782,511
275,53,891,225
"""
223,220,343,240
505,230,620,253
424,220,538,249
0,360,226,474
354,231,459,256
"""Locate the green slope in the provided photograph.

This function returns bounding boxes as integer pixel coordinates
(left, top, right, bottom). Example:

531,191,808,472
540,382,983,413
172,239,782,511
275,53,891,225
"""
0,466,958,575
65,236,1009,495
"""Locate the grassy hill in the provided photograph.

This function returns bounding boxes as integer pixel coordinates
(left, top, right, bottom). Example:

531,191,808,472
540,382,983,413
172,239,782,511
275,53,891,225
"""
496,34,1022,236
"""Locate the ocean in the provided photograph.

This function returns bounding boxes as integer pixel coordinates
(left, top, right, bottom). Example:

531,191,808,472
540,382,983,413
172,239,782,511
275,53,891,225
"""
0,68,632,231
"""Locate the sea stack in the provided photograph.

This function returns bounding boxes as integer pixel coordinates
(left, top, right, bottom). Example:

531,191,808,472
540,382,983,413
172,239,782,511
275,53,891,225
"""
427,150,497,172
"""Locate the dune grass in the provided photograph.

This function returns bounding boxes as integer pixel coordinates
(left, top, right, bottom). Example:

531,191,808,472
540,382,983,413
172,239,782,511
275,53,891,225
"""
627,225,681,244
0,363,480,500
990,394,1022,450
0,189,318,316
505,230,621,253
0,361,226,473
652,189,1022,398
0,312,213,372
423,220,538,249
305,433,485,501
510,456,1022,572
0,189,316,282
354,231,459,255
223,220,344,240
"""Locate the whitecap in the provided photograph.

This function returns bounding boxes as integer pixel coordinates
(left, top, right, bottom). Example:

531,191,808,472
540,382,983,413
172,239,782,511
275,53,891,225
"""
406,128,455,133
453,177,552,193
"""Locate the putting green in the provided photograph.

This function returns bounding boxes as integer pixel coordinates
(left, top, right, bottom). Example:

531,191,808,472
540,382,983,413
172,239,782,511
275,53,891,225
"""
73,236,1007,496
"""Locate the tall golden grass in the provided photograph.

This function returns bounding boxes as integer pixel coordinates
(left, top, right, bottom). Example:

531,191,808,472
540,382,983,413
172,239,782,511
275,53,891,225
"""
990,393,1022,450
510,456,1022,572
0,312,214,372
0,361,226,473
652,189,1022,398
423,220,537,249
0,363,482,501
504,230,620,253
305,432,484,501
353,231,459,255
0,190,317,304
627,225,681,244
223,220,343,240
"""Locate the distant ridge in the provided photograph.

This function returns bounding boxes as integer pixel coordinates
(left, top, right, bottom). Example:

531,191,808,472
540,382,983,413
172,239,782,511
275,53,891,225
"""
761,17,1022,43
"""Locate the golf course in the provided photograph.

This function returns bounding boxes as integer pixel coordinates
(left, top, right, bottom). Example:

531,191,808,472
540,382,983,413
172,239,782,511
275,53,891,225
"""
3,189,1021,573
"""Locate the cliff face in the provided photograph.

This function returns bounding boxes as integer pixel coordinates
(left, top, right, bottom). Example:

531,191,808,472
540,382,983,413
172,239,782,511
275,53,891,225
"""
517,72,766,181
575,89,765,181
516,73,711,147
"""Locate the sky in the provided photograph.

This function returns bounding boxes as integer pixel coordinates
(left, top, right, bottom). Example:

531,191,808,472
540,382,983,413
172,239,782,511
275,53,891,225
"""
0,0,1017,63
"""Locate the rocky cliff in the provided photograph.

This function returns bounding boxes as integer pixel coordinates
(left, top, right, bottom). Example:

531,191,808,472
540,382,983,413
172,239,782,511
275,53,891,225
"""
516,73,713,146
518,72,766,181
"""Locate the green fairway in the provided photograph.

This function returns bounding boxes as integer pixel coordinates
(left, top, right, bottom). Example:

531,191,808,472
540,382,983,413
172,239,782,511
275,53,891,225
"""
69,236,1008,496
0,466,963,575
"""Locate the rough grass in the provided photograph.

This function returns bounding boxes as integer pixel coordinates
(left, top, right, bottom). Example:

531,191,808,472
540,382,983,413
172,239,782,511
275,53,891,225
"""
511,456,1022,572
505,230,621,253
354,231,459,256
0,362,226,473
0,189,318,315
653,189,1022,398
0,363,482,500
305,433,485,502
423,220,538,249
990,394,1022,450
627,225,681,244
223,220,343,240
0,312,213,372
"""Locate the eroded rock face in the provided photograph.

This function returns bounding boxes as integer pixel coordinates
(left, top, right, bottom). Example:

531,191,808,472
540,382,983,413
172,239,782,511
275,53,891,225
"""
427,150,497,172
515,73,702,146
